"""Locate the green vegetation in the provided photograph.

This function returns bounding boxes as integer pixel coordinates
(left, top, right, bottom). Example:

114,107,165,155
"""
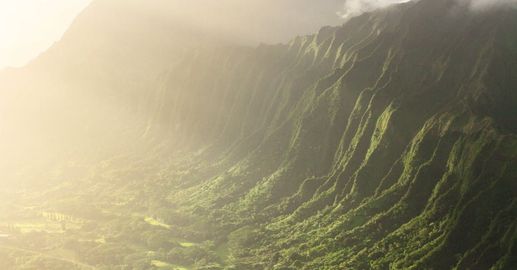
1,0,517,269
145,217,172,229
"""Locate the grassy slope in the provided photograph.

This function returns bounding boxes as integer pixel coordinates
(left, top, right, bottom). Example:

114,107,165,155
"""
143,1,517,269
2,0,517,269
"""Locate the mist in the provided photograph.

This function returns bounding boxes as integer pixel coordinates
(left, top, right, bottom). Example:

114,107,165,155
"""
339,0,517,19
1,0,516,269
125,0,346,45
339,0,412,18
461,0,517,10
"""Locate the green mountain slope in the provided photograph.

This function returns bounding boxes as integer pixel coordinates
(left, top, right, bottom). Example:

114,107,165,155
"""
1,0,516,269
138,1,517,269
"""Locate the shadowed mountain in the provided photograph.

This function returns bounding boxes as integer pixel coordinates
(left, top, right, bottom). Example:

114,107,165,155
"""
0,0,516,269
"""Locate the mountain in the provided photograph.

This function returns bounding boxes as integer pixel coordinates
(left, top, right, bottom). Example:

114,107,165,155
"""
0,0,345,173
0,0,516,269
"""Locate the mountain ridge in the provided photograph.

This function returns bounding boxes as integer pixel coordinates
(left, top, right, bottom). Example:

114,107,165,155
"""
0,0,516,269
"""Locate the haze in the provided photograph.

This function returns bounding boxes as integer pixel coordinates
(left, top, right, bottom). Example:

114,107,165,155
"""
0,0,91,69
0,0,348,70
1,0,516,269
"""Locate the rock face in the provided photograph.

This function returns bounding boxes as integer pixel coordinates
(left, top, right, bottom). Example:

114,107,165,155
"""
1,0,516,269
139,1,517,268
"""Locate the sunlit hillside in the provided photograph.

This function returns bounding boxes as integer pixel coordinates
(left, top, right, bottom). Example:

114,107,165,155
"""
1,0,516,269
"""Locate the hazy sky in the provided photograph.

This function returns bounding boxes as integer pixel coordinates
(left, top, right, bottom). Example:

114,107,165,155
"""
0,0,345,69
338,0,412,18
3,0,514,70
465,0,517,9
0,0,91,69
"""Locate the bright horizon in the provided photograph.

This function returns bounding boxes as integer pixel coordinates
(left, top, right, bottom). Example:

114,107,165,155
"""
0,0,91,69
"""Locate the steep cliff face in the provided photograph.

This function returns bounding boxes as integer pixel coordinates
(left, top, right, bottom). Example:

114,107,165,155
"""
1,0,516,269
137,0,517,268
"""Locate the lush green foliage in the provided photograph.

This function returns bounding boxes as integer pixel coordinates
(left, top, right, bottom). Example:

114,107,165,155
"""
1,0,517,269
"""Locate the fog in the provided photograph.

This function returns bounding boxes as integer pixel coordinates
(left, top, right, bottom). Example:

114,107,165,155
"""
0,0,347,70
98,0,346,45
0,0,91,69
338,0,517,19
0,0,349,182
461,0,517,10
1,0,513,269
339,0,412,18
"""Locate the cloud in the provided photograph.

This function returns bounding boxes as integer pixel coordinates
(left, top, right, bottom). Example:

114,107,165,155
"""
459,0,517,10
338,0,412,19
338,0,517,19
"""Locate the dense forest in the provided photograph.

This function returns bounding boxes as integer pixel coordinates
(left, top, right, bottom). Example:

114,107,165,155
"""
0,0,516,269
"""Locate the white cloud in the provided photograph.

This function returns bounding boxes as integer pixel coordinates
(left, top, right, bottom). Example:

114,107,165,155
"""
460,0,517,10
338,0,517,19
338,0,412,19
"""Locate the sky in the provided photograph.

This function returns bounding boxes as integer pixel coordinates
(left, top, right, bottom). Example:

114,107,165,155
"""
0,0,91,69
2,0,514,70
338,0,412,18
0,0,346,69
465,0,517,9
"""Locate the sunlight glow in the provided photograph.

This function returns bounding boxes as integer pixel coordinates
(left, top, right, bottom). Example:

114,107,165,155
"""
0,0,91,69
